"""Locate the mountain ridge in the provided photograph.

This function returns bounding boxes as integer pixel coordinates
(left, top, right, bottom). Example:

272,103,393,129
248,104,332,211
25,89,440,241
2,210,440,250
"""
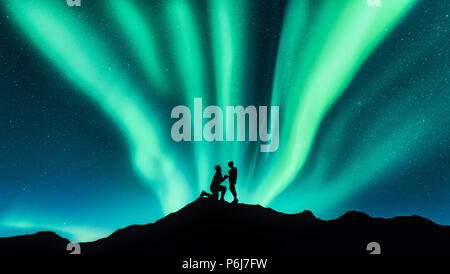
1,198,449,255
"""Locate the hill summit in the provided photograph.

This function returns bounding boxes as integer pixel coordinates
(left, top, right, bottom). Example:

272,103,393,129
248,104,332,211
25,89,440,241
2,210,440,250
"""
1,198,449,255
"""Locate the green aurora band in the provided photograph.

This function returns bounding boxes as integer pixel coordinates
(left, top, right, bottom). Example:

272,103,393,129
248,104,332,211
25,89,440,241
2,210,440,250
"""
253,0,417,205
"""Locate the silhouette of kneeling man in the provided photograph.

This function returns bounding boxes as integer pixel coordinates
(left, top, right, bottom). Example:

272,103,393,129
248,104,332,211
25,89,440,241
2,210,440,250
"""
200,165,228,201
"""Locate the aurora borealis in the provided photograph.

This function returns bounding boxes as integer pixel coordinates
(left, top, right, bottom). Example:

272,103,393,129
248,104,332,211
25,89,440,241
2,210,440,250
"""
0,0,449,242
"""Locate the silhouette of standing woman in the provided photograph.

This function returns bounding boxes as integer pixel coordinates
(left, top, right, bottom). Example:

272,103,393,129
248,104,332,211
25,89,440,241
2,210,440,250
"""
200,165,228,201
228,161,238,203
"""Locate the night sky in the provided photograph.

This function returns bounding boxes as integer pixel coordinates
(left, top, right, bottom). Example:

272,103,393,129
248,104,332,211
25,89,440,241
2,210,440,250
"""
0,0,449,242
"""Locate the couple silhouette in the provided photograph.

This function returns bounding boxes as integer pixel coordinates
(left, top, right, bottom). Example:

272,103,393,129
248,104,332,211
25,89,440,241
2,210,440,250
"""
200,161,238,203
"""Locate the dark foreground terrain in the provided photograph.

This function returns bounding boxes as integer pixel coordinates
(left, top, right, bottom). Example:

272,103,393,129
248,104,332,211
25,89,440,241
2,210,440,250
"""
1,198,449,255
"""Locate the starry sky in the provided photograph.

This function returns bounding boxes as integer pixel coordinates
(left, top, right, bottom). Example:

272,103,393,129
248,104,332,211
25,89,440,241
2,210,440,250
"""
0,0,449,242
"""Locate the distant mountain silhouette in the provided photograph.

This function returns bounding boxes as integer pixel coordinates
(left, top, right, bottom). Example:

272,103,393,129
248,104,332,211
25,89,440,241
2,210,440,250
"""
1,198,449,255
0,231,69,254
